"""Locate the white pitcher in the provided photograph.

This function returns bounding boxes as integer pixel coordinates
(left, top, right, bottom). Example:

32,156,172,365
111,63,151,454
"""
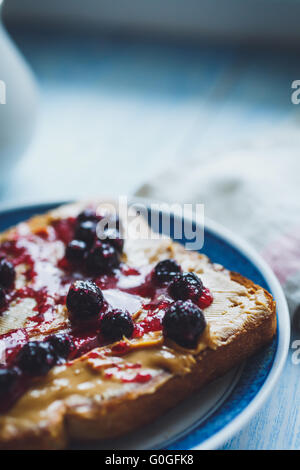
0,0,38,179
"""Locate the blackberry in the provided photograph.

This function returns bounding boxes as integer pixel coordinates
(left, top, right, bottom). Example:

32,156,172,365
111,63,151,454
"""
97,227,124,253
86,242,120,274
0,258,15,289
16,341,56,376
162,300,206,348
46,333,74,361
66,280,104,321
0,367,20,397
65,239,87,265
0,286,6,309
74,221,96,247
168,272,203,302
153,259,181,284
100,309,134,342
77,208,100,224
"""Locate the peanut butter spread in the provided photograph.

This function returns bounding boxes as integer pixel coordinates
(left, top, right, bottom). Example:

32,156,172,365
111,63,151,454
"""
0,201,272,437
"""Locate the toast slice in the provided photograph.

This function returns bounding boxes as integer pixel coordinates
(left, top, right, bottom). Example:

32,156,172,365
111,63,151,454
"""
0,201,276,449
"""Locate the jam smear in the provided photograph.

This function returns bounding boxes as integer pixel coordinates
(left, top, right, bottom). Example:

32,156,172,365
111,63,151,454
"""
111,340,130,355
0,239,36,282
0,215,213,412
121,372,152,384
198,287,213,309
2,329,28,364
51,217,76,244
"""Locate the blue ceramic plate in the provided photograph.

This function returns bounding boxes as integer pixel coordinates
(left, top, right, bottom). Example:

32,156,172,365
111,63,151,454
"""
0,202,290,450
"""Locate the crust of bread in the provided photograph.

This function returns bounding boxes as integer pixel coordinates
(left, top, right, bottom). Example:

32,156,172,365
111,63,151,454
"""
68,279,276,440
0,202,276,449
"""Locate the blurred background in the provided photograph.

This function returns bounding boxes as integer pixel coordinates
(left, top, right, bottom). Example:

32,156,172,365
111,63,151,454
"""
1,0,300,450
1,0,300,205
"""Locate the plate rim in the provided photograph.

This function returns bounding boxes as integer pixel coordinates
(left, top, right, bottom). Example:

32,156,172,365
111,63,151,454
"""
135,200,290,450
0,199,290,450
192,216,290,449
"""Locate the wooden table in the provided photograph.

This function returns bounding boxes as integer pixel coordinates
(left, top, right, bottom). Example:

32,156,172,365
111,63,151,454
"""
2,26,298,449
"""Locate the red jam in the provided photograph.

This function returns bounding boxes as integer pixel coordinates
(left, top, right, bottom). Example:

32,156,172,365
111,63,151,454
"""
198,287,214,309
103,362,151,383
111,340,130,355
121,372,152,384
0,216,213,412
51,217,76,244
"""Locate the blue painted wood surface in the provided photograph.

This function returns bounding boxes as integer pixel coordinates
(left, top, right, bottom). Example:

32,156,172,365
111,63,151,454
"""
1,27,299,449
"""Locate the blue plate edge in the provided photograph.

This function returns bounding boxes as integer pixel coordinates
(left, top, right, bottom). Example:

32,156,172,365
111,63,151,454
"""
0,201,290,451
